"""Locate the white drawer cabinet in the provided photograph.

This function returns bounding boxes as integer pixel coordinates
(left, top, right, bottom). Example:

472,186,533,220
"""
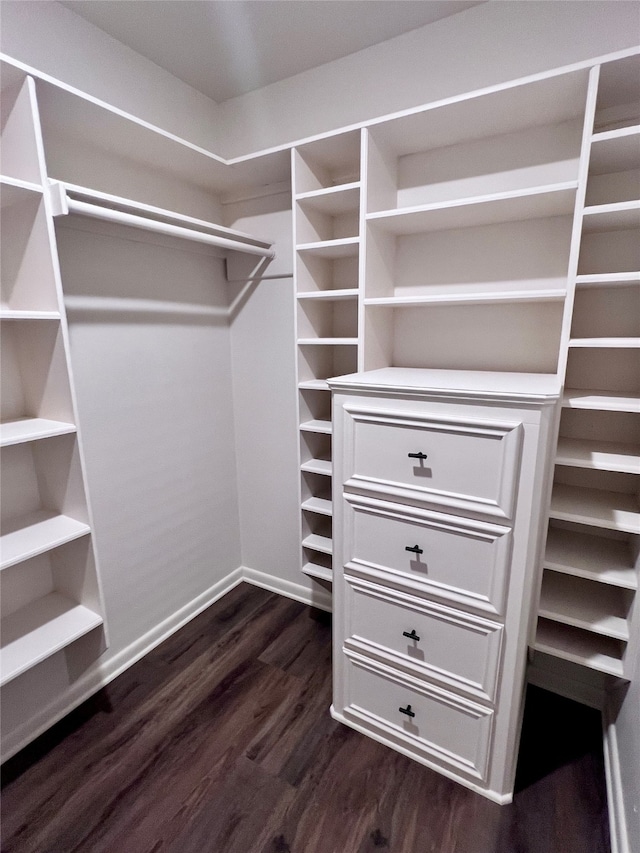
329,368,560,803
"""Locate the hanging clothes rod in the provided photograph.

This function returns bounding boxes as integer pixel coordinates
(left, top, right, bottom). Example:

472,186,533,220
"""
48,181,275,259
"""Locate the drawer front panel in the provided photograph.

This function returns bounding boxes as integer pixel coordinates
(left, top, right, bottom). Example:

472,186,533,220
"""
345,578,503,702
343,406,522,519
345,497,511,615
344,655,493,781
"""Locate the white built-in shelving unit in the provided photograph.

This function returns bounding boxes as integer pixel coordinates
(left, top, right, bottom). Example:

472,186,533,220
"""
360,71,589,374
0,54,286,702
292,132,363,583
535,54,640,681
0,64,107,686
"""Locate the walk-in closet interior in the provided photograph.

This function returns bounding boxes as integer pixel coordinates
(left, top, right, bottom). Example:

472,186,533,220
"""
1,1,638,848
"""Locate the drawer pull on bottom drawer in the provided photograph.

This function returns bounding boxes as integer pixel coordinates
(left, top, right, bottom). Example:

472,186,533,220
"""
402,629,421,642
405,544,424,554
407,451,428,460
399,704,416,718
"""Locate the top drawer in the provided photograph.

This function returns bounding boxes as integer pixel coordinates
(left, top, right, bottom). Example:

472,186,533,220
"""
341,405,523,520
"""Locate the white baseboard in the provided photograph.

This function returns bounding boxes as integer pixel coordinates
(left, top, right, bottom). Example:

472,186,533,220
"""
603,704,631,853
241,565,333,612
2,568,243,762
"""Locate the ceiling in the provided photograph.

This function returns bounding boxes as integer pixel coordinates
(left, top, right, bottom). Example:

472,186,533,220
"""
60,1,483,103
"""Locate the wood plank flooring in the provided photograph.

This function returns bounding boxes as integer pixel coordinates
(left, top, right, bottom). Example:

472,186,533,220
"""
1,583,609,853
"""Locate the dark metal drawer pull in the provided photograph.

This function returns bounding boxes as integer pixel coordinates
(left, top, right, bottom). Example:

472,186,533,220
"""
399,704,415,718
408,452,428,460
402,629,420,642
405,544,423,555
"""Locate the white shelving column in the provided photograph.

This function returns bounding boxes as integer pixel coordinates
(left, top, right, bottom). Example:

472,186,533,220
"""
536,53,640,684
292,132,362,584
361,71,590,374
0,65,107,686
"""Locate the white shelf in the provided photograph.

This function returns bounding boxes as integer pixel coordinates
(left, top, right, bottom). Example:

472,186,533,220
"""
539,571,630,640
549,484,640,534
0,174,42,196
568,337,640,348
297,289,359,301
296,237,359,258
0,417,77,447
545,526,637,590
300,458,332,476
366,183,577,235
298,379,331,391
535,618,624,677
575,272,640,287
555,438,640,474
581,201,640,233
562,388,640,413
589,125,640,174
364,289,566,307
0,592,103,686
301,496,332,516
299,419,333,435
302,562,333,583
51,181,275,258
0,511,91,570
297,337,358,346
0,309,61,320
301,533,333,556
296,183,360,214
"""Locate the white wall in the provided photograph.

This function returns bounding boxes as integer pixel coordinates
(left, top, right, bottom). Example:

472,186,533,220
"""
0,0,223,152
219,0,640,157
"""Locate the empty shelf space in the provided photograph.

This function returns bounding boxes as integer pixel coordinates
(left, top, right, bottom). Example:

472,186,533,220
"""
535,618,624,677
590,125,640,174
545,526,637,589
301,533,333,556
297,289,359,301
0,511,91,570
555,437,640,473
301,496,332,516
296,237,359,258
302,562,333,583
366,183,577,235
549,484,640,533
0,592,102,686
0,417,76,447
582,201,640,233
539,571,630,640
300,420,333,435
296,183,360,214
562,389,640,413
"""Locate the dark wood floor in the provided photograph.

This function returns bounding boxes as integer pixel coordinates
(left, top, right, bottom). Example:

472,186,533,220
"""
1,583,609,853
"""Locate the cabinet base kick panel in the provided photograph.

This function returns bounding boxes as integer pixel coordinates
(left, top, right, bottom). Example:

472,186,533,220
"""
340,654,494,783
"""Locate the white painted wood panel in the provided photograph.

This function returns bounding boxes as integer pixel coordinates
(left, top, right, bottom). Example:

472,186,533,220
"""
345,576,503,701
344,497,511,616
